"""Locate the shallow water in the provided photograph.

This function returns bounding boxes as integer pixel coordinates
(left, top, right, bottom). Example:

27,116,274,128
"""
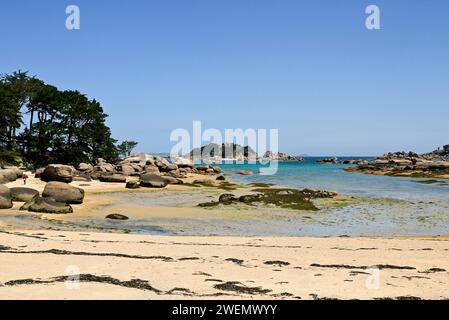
87,158,449,237
2,158,448,237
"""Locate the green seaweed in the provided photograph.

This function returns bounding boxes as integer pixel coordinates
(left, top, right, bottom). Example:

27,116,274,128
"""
247,183,274,188
216,181,240,191
250,188,319,211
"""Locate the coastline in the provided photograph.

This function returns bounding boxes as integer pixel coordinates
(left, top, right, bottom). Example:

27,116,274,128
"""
1,167,449,300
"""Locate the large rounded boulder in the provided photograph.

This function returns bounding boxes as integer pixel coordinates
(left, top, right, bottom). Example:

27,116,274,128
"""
10,187,39,202
40,165,75,183
42,182,84,204
22,197,73,214
0,185,13,209
139,173,168,188
0,168,21,184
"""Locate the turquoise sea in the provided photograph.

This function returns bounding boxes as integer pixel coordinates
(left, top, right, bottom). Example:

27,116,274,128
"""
6,157,448,237
91,157,449,237
216,157,449,202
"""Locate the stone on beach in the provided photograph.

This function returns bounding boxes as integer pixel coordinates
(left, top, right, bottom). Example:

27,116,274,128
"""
40,164,75,183
140,173,168,188
144,165,160,175
161,175,183,185
125,181,140,189
42,182,85,204
0,167,22,184
106,213,129,220
73,173,92,182
99,174,127,183
117,164,136,176
0,185,13,209
218,194,237,203
22,197,73,214
77,163,93,172
237,170,254,175
10,187,39,202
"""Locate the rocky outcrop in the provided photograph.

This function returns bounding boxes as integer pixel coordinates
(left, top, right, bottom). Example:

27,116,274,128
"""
90,154,202,180
262,151,303,161
316,157,339,164
10,187,39,202
316,157,368,165
345,148,449,178
0,185,13,209
237,170,254,175
42,182,85,204
170,156,194,168
139,173,168,188
22,197,73,214
193,165,221,175
198,187,338,210
189,143,258,163
40,165,75,183
93,158,115,173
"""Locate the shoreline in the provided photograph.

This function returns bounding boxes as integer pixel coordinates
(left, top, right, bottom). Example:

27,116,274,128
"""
2,170,449,300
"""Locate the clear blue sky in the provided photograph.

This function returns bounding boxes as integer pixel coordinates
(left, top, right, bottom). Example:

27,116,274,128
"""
1,0,448,156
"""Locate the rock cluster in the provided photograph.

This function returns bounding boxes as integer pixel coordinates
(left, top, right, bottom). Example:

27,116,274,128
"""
189,143,258,163
316,157,368,165
262,151,303,161
345,149,449,178
0,181,84,214
199,188,338,210
35,153,219,186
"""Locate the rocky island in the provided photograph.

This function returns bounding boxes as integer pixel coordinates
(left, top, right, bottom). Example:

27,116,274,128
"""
345,145,449,179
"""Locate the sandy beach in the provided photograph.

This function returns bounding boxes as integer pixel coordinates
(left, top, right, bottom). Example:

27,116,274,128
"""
0,229,448,300
1,172,449,300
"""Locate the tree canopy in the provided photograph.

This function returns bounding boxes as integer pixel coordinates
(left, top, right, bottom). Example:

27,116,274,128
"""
117,141,138,158
0,71,122,166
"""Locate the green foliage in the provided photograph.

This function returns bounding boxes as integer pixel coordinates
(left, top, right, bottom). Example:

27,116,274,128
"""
117,140,138,158
443,145,449,155
0,71,120,166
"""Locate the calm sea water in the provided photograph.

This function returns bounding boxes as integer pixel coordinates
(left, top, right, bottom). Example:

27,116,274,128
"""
94,157,449,237
215,157,449,202
7,157,446,237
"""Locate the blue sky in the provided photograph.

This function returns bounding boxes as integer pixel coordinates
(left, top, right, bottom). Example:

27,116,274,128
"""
1,0,448,156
